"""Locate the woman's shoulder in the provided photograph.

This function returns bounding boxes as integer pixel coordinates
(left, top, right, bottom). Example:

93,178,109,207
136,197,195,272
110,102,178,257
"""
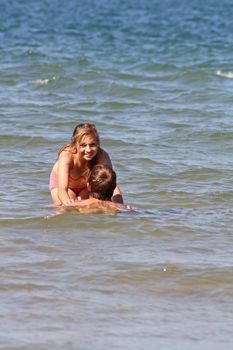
96,147,112,167
59,147,74,163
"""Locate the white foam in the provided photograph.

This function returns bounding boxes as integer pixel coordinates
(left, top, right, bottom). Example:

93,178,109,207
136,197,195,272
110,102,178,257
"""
216,70,233,79
30,77,56,85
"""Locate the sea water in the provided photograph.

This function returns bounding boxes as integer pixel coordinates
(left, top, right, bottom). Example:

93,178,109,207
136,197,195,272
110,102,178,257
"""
0,0,233,349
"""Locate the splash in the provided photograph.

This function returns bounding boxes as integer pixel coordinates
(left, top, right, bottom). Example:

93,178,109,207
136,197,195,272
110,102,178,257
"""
30,77,56,85
216,70,233,79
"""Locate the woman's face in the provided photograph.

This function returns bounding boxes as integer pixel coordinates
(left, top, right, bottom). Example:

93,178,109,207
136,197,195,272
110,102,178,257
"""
79,134,98,161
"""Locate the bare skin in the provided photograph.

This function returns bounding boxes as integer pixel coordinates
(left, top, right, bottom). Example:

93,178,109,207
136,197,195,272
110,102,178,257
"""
59,193,132,215
50,135,123,205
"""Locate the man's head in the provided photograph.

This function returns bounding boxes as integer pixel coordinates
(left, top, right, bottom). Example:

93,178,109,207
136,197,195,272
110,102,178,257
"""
88,165,116,201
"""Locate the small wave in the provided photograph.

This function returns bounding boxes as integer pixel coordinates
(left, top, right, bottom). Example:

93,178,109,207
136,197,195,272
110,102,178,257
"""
216,70,233,79
30,77,56,85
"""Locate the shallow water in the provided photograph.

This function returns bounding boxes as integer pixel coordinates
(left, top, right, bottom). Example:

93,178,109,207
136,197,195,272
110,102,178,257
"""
1,0,233,348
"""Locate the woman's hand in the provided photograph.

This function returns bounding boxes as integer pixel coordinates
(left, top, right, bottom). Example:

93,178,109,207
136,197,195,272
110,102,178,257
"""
62,199,75,207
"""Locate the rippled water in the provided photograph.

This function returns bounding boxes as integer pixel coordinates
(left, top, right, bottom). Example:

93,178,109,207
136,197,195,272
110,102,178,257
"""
1,0,233,348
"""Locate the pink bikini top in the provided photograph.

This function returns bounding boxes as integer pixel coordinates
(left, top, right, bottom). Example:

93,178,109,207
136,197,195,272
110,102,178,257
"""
49,166,91,194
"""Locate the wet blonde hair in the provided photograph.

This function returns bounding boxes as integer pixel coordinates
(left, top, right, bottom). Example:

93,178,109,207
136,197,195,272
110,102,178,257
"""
89,165,116,200
58,123,100,156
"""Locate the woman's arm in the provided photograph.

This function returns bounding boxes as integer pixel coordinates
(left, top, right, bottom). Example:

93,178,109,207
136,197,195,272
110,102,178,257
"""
57,152,76,205
112,185,124,204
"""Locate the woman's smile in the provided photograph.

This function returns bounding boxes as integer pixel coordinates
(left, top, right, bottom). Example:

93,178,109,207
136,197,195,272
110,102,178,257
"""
79,135,98,160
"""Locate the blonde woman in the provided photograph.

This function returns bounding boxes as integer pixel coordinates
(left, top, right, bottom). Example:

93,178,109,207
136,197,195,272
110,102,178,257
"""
49,123,123,206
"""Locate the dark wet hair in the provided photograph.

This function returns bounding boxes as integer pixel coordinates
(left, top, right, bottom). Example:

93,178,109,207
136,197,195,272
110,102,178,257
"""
89,165,116,200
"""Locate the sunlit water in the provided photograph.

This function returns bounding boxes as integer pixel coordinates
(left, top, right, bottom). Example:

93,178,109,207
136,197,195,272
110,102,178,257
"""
0,0,233,349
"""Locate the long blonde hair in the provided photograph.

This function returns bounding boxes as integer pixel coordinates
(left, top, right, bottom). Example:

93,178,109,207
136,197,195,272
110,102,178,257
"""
58,123,100,157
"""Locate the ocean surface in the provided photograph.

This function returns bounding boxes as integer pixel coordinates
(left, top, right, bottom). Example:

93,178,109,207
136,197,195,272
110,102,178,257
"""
1,0,233,348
